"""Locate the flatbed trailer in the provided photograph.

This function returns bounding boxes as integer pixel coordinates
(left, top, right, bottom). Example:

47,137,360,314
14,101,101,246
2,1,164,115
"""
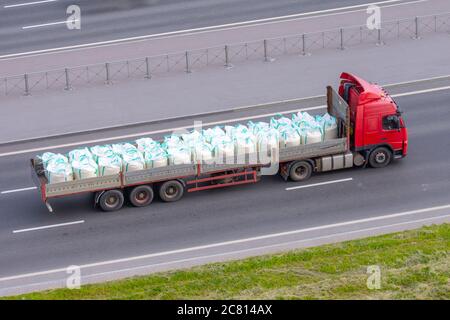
31,73,408,212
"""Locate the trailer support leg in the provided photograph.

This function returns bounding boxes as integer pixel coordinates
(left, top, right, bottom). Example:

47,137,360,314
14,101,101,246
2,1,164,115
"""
45,202,54,213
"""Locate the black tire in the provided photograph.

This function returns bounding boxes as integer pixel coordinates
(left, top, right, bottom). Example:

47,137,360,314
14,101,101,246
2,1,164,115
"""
99,189,124,212
369,147,392,168
289,161,312,182
129,185,154,207
159,180,184,202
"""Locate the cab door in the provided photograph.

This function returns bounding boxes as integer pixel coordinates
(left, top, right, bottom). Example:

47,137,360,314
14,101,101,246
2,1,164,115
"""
379,114,403,151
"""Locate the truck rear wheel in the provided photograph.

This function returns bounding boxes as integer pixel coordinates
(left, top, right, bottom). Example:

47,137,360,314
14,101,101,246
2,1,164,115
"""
99,190,124,212
289,161,312,182
129,185,154,207
159,180,184,202
369,147,392,168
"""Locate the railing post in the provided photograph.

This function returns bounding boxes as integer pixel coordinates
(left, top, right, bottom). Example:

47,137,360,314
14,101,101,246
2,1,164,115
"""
145,57,151,79
105,62,111,84
185,51,191,73
24,74,30,96
301,34,306,55
64,68,71,90
263,39,269,62
340,28,345,50
224,45,232,68
377,27,383,46
414,16,420,39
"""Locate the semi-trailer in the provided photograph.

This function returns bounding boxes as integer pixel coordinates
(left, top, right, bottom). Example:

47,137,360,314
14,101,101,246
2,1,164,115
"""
31,73,408,212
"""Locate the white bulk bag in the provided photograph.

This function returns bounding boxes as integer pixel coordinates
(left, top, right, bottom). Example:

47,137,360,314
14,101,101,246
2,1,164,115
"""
90,145,114,162
113,143,145,172
98,154,122,177
320,113,338,140
304,126,323,144
144,147,168,169
167,147,192,165
45,155,74,183
234,134,257,155
279,129,301,148
72,159,98,180
136,138,158,153
195,143,214,162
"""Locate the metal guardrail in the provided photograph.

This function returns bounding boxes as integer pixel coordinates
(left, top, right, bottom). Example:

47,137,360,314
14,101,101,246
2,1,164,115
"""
2,12,450,96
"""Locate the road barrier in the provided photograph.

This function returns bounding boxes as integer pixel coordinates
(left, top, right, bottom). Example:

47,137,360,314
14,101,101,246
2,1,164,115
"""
2,12,450,96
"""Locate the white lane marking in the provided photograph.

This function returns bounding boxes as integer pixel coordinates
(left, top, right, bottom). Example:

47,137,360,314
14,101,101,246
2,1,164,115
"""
1,83,450,158
286,178,353,191
0,0,406,59
1,203,449,282
383,74,450,87
22,20,79,30
1,186,36,194
12,220,84,234
391,86,450,98
0,105,326,157
1,212,448,297
4,0,58,8
62,212,450,282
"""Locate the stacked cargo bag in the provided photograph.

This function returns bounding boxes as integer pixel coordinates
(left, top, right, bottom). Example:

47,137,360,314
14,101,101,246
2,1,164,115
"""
167,146,192,165
270,114,292,130
211,136,235,162
317,113,338,140
164,135,183,149
144,146,168,168
279,127,301,148
69,148,98,180
136,137,158,153
248,121,270,135
181,130,209,161
304,125,323,144
256,128,279,157
41,153,74,183
203,126,226,144
90,145,122,176
112,143,145,172
90,145,113,161
194,143,214,162
227,124,257,156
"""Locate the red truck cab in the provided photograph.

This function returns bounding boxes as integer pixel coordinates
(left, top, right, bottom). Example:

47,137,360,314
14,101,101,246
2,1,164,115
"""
338,72,408,168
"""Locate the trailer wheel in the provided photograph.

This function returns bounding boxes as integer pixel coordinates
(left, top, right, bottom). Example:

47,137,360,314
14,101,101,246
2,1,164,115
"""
99,190,124,212
289,161,312,182
159,180,184,202
129,185,154,207
369,147,392,168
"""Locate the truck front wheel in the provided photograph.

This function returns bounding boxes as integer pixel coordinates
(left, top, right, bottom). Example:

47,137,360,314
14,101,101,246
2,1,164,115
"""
289,161,312,182
99,189,124,212
369,147,392,168
159,180,184,202
129,185,154,207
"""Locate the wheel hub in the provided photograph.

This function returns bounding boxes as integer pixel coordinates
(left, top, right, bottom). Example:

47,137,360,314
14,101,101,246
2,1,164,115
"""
375,152,386,163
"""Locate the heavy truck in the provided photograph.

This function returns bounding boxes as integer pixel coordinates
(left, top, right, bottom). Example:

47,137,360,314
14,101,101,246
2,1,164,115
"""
31,73,408,212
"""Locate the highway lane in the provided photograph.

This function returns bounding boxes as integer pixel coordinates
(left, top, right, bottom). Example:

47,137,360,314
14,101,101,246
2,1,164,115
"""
0,87,449,294
0,0,400,55
1,0,447,74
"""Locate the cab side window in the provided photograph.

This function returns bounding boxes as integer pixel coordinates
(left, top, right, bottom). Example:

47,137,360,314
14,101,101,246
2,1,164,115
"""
382,115,400,130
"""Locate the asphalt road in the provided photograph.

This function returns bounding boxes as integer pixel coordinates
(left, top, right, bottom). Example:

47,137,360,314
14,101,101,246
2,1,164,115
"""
0,84,449,295
2,32,450,143
0,0,394,55
1,0,448,73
